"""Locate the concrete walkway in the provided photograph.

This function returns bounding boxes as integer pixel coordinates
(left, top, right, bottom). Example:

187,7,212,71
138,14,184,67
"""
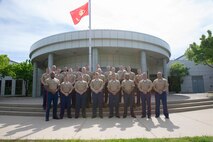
0,109,213,140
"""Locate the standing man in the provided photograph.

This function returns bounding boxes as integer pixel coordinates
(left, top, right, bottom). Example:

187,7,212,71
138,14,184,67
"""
67,68,77,108
117,65,126,103
138,72,153,118
40,68,49,110
135,68,143,106
104,65,111,105
121,73,136,118
44,71,60,121
60,75,74,119
82,67,91,108
90,72,105,118
153,72,169,119
107,73,121,118
74,74,88,118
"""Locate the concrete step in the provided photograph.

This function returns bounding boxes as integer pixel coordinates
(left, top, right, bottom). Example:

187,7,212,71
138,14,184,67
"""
0,98,212,117
0,104,213,117
0,99,212,112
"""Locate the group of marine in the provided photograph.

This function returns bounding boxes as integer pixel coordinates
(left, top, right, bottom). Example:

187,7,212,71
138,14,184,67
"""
41,64,169,121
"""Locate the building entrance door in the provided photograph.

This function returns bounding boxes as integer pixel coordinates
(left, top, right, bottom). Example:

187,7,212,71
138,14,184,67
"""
192,76,204,93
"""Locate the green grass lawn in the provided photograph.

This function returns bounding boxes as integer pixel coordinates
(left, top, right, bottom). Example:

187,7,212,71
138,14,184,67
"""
1,136,213,142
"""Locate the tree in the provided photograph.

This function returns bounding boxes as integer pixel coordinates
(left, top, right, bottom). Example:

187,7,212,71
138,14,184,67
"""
0,54,15,77
11,60,33,96
169,62,189,93
185,30,213,68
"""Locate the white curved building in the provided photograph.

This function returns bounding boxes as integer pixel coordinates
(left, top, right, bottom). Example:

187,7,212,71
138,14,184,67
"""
30,29,171,97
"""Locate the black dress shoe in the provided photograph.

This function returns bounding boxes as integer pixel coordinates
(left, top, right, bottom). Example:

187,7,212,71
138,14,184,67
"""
53,117,59,120
165,116,169,119
131,115,136,118
141,115,146,118
108,115,113,118
75,115,79,119
155,115,159,118
116,115,120,118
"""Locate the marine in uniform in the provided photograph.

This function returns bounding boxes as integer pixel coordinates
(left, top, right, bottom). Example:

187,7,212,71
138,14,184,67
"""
138,72,153,118
82,67,91,107
60,75,73,119
117,65,126,103
121,73,136,118
135,68,143,106
107,73,121,118
40,68,49,110
74,74,88,118
90,72,105,118
153,72,169,119
104,65,111,104
67,68,77,108
44,71,60,121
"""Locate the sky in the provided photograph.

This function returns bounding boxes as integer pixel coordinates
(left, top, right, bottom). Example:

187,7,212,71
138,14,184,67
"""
0,0,213,62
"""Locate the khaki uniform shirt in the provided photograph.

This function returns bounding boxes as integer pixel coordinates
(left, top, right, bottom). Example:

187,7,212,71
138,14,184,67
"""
135,74,142,85
55,73,64,84
45,77,60,94
41,73,49,85
99,74,106,84
121,79,135,94
138,79,153,93
90,78,104,92
82,73,91,84
153,78,168,93
117,70,125,81
60,81,73,96
107,79,121,95
128,71,135,81
104,71,111,82
74,80,88,94
67,73,76,85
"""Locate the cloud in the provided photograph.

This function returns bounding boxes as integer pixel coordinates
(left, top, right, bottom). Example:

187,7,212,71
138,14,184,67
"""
0,0,213,62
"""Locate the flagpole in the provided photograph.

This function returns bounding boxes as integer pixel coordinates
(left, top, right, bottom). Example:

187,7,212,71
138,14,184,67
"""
88,0,92,72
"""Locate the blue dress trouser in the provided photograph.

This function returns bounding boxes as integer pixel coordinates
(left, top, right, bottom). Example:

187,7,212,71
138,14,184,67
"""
123,92,134,115
92,91,103,116
75,92,87,117
42,85,47,109
46,92,58,120
155,91,169,117
140,92,151,117
60,94,72,118
109,93,119,116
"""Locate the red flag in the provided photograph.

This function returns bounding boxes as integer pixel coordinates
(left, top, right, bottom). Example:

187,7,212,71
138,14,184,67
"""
70,2,88,25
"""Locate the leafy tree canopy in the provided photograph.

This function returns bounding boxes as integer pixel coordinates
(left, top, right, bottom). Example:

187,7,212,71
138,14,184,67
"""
170,62,189,82
185,30,213,68
0,54,15,77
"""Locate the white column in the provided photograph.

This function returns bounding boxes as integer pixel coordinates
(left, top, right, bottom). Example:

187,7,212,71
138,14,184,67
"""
11,79,16,96
1,78,5,96
37,68,42,97
140,50,147,73
22,80,25,96
92,47,98,71
32,62,38,98
163,58,168,79
48,53,54,68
